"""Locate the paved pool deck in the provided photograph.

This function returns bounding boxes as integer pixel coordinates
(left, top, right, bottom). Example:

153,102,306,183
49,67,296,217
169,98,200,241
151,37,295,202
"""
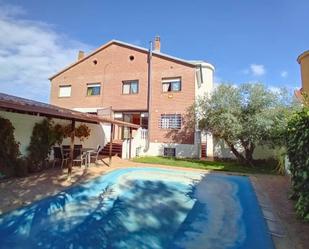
0,157,308,249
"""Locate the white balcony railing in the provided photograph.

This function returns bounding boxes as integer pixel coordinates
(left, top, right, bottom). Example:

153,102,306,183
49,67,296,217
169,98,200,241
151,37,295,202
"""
122,128,148,159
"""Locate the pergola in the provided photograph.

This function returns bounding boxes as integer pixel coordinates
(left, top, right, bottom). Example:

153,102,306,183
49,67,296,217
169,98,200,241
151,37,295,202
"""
0,93,139,175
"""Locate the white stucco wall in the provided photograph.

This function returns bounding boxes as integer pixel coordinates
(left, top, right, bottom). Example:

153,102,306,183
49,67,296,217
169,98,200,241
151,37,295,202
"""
0,111,46,155
193,62,215,159
0,111,106,156
194,62,214,100
61,122,106,150
213,137,276,160
140,142,199,158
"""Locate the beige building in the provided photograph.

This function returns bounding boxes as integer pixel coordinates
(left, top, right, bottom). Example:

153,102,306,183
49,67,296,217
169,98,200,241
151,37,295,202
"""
50,37,215,158
297,50,309,95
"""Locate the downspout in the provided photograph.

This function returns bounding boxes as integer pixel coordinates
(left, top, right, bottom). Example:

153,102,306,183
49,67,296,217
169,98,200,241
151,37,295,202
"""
144,41,152,152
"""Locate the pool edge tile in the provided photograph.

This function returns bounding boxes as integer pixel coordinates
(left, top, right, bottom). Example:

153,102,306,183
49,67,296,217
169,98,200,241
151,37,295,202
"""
250,176,295,249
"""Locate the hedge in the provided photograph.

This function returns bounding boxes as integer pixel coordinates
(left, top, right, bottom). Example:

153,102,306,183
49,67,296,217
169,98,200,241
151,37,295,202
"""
286,107,309,221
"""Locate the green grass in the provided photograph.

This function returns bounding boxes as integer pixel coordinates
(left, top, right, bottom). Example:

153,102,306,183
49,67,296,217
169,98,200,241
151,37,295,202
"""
132,156,275,174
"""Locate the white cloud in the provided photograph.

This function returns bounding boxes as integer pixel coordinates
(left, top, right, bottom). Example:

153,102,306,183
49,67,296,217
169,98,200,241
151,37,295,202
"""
250,64,266,76
0,3,92,102
280,71,288,78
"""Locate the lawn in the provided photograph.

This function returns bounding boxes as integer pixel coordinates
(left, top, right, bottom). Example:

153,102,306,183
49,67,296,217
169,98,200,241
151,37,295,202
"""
132,156,275,174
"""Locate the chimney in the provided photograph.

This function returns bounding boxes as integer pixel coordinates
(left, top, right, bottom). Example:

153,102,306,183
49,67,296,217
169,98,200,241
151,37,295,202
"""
153,36,161,52
78,50,85,60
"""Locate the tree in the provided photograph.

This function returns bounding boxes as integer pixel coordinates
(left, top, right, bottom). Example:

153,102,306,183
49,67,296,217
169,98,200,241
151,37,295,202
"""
196,83,296,166
27,119,53,171
0,116,20,168
27,119,91,172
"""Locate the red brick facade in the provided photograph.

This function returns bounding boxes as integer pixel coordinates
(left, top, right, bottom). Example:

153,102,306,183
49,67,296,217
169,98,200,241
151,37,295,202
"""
50,42,196,144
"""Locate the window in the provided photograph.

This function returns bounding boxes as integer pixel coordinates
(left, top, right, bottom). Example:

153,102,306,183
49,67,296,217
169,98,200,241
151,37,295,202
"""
59,85,71,97
162,78,181,92
87,83,101,96
159,114,182,129
122,80,139,94
196,65,203,87
164,148,176,157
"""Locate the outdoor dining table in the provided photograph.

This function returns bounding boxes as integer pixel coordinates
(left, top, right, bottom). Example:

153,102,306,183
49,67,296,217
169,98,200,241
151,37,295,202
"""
62,147,95,167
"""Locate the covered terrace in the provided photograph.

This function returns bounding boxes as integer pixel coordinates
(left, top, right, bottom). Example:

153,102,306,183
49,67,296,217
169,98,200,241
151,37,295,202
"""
0,92,139,175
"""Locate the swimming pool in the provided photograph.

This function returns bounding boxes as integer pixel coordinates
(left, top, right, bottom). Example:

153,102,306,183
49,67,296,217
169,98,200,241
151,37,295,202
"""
0,168,274,249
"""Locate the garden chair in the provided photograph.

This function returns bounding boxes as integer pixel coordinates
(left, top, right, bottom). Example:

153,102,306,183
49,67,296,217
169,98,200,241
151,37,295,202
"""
90,145,102,164
73,151,87,167
62,145,70,150
53,147,69,169
73,144,83,159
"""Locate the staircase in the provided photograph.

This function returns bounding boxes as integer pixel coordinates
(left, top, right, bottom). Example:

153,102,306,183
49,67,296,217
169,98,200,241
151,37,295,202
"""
100,141,123,157
201,143,207,158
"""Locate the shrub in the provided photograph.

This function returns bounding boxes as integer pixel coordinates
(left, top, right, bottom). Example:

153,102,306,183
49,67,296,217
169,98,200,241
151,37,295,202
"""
75,124,91,141
15,157,29,177
27,119,53,172
286,107,309,221
27,119,91,172
62,123,91,141
0,116,20,173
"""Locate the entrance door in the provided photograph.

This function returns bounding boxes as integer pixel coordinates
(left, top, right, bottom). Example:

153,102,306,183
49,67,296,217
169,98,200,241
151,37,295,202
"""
123,113,141,139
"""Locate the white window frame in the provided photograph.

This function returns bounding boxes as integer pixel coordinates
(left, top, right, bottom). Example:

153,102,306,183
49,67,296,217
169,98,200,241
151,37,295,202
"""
59,85,71,97
122,80,139,94
159,114,182,129
87,83,101,96
162,77,181,92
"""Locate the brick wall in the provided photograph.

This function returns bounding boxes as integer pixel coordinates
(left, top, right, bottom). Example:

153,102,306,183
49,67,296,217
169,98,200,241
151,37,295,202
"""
50,43,196,144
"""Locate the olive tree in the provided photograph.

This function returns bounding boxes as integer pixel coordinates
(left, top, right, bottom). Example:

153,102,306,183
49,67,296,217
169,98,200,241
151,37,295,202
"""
196,83,296,166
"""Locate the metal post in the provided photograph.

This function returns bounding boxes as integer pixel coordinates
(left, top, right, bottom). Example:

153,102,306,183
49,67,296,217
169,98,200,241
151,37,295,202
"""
129,127,132,159
108,124,114,166
147,41,152,125
145,41,152,151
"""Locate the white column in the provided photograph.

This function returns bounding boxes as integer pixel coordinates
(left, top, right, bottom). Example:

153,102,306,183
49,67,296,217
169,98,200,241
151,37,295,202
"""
206,133,214,158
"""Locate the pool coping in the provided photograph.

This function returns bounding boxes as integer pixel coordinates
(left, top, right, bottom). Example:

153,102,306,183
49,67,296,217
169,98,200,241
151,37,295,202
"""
250,176,294,249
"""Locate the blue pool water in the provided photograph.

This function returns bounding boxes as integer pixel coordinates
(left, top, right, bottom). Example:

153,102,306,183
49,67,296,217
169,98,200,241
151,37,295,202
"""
0,168,274,249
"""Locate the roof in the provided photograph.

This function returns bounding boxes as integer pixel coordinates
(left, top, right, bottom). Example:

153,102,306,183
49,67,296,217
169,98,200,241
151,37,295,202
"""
187,60,215,71
297,50,309,63
0,92,139,129
49,40,214,80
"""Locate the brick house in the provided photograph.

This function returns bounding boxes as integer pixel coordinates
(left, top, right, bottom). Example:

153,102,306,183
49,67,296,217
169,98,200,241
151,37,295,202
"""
49,37,215,158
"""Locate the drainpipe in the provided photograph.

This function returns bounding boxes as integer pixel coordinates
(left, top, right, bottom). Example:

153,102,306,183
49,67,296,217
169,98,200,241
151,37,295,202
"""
144,41,152,152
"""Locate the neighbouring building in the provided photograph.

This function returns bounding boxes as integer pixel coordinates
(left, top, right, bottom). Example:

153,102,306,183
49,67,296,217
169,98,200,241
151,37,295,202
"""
297,50,309,95
49,37,215,158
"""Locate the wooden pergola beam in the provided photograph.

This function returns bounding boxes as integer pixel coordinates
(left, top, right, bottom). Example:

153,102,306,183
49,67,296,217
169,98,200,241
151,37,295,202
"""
68,119,76,176
108,123,114,166
129,128,132,159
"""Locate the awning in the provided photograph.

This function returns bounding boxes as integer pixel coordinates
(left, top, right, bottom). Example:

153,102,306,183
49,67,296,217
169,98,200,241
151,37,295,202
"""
0,92,139,129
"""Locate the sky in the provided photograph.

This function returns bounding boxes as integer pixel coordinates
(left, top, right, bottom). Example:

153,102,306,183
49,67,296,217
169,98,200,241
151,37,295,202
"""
0,0,308,102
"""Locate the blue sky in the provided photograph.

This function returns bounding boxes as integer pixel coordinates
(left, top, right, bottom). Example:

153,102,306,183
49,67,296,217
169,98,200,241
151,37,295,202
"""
0,0,308,102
